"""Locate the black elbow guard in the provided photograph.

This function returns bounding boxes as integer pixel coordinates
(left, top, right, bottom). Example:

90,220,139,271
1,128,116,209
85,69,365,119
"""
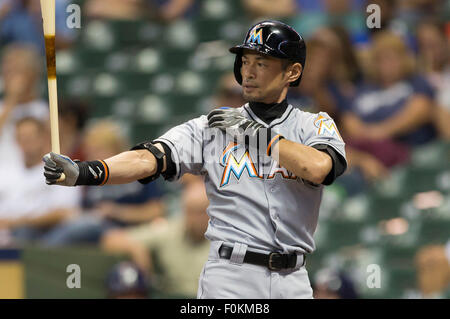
131,142,165,184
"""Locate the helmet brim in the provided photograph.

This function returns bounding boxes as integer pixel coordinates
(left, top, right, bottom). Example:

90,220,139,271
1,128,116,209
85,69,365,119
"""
229,44,287,59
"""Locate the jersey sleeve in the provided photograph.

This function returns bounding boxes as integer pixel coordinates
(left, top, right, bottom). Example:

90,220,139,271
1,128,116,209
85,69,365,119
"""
153,115,206,181
302,112,348,183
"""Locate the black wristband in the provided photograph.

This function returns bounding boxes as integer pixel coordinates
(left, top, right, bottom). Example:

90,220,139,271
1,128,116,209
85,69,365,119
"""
75,160,109,186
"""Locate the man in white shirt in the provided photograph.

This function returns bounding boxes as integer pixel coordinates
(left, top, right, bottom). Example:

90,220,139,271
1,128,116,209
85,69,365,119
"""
0,43,49,172
0,117,81,245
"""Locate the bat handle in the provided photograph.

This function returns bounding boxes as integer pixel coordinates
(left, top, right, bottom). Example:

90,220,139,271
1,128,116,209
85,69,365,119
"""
57,173,66,183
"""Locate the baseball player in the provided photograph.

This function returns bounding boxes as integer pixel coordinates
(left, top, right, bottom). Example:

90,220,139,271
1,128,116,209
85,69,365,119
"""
43,20,347,299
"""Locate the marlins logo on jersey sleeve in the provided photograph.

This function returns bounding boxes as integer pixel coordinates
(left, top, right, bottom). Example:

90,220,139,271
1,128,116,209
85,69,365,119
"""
301,111,346,160
313,113,342,141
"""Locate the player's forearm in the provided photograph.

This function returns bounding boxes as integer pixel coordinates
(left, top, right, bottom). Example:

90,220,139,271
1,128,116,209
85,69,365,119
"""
272,139,332,184
103,150,155,184
104,144,167,184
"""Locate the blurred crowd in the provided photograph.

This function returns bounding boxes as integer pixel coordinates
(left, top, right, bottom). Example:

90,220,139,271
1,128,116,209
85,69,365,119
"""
0,0,449,298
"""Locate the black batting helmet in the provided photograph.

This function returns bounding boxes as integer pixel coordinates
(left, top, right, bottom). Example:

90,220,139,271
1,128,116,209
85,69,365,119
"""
229,20,306,87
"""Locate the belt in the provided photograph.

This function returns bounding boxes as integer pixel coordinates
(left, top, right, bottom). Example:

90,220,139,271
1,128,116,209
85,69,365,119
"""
218,244,305,271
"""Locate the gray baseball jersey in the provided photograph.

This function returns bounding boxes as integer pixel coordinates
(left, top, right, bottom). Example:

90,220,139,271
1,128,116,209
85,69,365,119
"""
153,103,347,254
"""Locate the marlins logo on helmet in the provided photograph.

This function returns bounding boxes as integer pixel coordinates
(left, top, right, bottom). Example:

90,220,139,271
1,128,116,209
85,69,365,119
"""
247,27,263,44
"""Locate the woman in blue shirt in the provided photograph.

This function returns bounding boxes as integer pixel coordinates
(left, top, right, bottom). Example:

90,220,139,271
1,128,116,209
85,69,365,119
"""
341,31,436,148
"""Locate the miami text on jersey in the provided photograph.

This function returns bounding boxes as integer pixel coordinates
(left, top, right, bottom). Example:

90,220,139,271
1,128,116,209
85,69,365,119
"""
220,142,296,187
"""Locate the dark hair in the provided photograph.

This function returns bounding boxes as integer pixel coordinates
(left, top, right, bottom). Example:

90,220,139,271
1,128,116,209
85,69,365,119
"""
281,59,294,70
58,99,89,130
328,25,363,83
416,18,447,39
16,116,46,131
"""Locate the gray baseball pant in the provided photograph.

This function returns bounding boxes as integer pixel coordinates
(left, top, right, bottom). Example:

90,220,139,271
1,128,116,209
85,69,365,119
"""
197,241,313,299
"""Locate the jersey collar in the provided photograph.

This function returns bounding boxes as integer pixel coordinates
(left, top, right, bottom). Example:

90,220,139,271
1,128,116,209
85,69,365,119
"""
244,99,293,127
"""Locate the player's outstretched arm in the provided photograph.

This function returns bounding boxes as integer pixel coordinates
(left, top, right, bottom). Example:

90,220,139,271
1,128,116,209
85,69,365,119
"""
43,144,167,186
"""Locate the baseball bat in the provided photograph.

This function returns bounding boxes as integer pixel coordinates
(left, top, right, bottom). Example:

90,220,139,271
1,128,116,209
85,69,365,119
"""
40,0,65,181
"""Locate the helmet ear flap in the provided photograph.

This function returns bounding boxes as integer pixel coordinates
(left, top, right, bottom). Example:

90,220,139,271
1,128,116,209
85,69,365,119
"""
233,54,243,85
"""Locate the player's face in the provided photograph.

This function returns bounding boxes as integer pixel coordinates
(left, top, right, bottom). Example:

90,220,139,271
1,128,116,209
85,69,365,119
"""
240,50,291,104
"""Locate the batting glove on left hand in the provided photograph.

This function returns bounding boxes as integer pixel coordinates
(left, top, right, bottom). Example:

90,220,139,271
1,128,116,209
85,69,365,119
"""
207,107,264,140
43,152,79,186
207,107,284,156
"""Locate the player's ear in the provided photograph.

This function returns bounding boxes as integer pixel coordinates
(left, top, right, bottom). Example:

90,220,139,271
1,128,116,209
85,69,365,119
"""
287,62,302,85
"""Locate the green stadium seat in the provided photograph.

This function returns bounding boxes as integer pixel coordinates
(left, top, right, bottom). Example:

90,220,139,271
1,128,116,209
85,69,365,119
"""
162,20,198,49
199,0,245,20
73,48,110,69
102,20,148,47
58,72,94,98
410,141,450,170
381,245,418,269
131,122,171,144
366,195,408,221
318,220,368,250
80,20,116,51
419,219,450,245
111,71,154,92
158,47,195,69
23,245,127,298
402,167,448,195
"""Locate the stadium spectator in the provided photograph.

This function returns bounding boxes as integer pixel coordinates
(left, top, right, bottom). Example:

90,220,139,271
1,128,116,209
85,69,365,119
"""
84,0,196,22
414,242,450,298
416,20,450,140
289,26,362,118
0,44,48,173
152,0,197,22
101,175,210,298
58,99,89,161
288,37,339,115
394,0,449,35
105,261,151,298
84,0,146,20
292,0,367,42
41,120,165,246
0,0,77,52
287,33,387,192
242,0,297,20
340,31,436,167
312,267,359,299
0,117,81,245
